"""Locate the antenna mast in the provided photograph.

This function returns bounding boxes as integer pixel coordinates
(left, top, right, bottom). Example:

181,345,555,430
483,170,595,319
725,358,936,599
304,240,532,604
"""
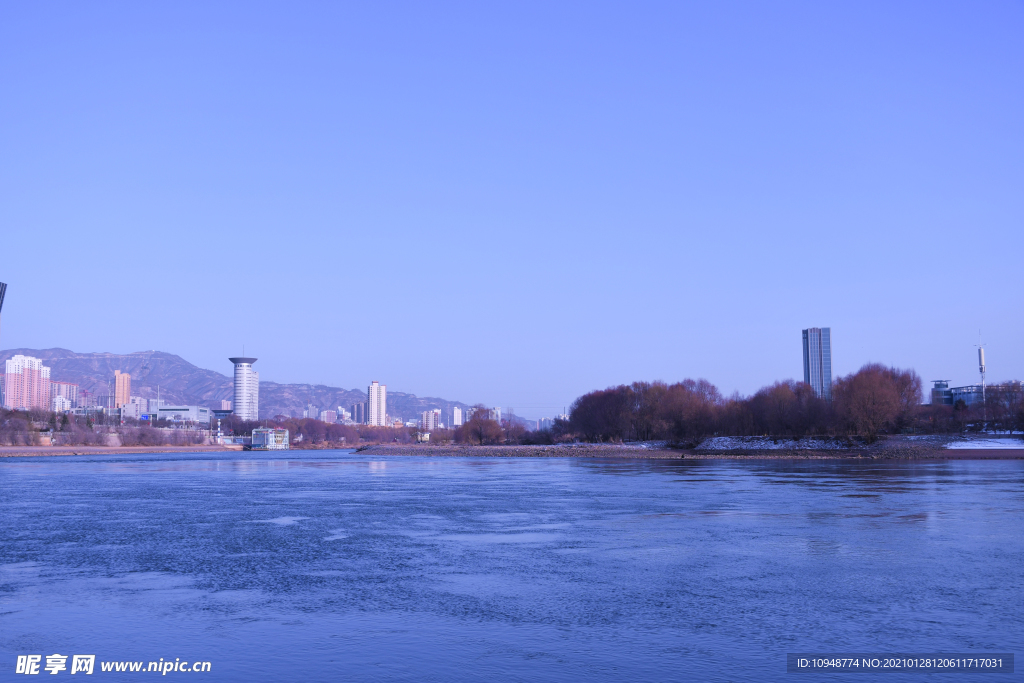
975,332,986,424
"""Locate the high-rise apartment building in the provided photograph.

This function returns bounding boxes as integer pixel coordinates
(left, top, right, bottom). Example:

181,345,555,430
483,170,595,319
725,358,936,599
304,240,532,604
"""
802,327,832,400
453,406,463,427
367,381,387,427
229,357,260,421
320,409,338,424
351,402,366,424
421,409,441,431
114,370,131,408
3,355,51,410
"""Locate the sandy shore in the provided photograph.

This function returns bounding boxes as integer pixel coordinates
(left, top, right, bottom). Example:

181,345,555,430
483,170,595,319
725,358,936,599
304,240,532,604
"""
0,445,244,458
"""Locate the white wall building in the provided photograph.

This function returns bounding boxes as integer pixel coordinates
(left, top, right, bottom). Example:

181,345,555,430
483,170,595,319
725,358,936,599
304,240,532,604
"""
52,395,74,412
156,405,211,423
117,396,148,420
367,381,387,426
452,406,463,427
229,357,259,421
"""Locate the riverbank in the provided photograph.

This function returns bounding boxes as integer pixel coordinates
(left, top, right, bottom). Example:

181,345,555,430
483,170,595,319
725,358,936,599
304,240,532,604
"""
0,444,244,457
2,440,1021,460
360,443,680,458
360,438,1024,460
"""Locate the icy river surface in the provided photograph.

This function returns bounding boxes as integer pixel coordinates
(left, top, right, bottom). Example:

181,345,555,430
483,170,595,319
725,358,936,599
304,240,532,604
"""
1,451,1021,681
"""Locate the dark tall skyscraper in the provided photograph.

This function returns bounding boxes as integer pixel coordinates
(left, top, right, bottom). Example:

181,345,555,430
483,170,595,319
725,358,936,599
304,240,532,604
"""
0,281,7,349
802,327,832,400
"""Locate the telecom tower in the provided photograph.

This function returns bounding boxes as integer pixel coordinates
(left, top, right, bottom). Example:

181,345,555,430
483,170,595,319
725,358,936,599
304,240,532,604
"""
976,334,986,421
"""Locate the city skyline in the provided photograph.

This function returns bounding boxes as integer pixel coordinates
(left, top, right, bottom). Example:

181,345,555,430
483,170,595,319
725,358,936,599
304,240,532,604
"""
0,336,1017,420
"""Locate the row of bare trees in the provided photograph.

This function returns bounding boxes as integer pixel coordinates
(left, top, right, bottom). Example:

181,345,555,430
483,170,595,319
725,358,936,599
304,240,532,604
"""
560,364,992,444
0,409,211,447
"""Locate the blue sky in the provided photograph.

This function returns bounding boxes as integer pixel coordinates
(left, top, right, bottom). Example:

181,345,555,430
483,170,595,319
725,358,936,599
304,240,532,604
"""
1,1,1021,417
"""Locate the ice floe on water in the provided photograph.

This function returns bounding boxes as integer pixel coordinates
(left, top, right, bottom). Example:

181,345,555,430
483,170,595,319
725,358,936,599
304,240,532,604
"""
254,516,310,525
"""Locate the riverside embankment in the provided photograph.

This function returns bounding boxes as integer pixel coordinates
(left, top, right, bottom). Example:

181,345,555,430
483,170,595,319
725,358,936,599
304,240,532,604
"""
0,444,244,457
361,435,1024,459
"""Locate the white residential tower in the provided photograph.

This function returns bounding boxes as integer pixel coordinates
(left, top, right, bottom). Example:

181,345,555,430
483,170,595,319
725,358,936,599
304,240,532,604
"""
367,381,387,426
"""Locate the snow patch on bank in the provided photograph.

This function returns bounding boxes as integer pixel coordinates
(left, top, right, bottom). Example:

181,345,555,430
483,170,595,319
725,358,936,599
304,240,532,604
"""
945,439,1024,450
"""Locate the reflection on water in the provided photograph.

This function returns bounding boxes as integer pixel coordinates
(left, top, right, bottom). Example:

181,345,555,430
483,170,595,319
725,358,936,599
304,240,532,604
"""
0,451,1022,682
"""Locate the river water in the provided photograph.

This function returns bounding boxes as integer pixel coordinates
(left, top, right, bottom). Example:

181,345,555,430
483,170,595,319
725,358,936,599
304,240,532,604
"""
1,451,1021,681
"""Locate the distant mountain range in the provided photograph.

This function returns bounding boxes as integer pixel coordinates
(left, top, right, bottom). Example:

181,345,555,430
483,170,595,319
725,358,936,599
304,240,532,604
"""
0,348,473,423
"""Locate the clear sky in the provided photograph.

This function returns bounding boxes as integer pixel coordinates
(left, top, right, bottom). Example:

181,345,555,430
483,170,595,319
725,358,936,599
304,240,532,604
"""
1,1,1021,417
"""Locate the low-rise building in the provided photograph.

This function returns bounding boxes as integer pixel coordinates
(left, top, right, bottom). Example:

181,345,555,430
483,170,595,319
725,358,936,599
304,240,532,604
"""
930,381,953,405
52,395,74,412
251,427,289,450
950,385,984,406
156,405,211,424
121,401,144,420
